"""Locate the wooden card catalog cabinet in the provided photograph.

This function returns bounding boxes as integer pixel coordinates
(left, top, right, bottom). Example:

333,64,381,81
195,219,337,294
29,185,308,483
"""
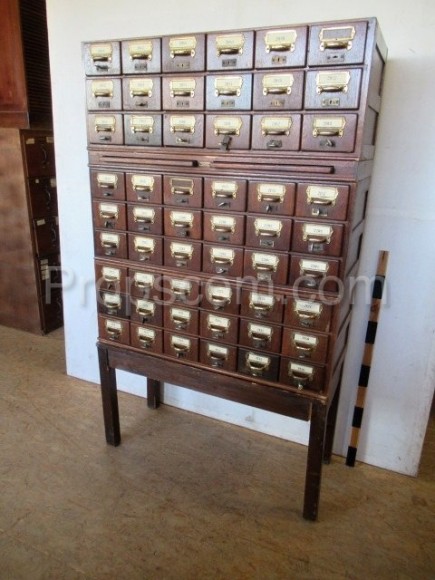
83,18,387,521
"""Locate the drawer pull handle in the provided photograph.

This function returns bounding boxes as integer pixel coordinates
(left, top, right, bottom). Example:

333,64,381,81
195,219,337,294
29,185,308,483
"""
211,253,234,266
264,30,297,53
208,350,228,363
212,190,236,200
302,224,333,244
106,327,121,339
171,336,191,355
246,353,270,376
248,328,272,344
171,187,193,196
169,36,197,58
138,335,155,348
170,116,196,134
288,363,315,390
293,334,319,355
294,305,323,321
213,117,243,137
41,146,49,167
216,33,245,56
252,256,279,272
254,219,282,238
129,41,153,61
312,117,346,137
319,26,355,51
306,186,338,206
137,305,155,318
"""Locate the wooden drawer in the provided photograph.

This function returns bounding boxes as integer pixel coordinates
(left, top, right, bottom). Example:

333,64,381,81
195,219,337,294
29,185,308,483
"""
162,34,206,73
130,297,163,326
98,315,129,345
282,328,329,365
295,183,350,221
23,134,55,177
237,348,280,382
252,114,301,151
203,244,244,277
207,30,254,71
205,114,251,150
86,78,122,111
41,288,63,333
204,177,247,212
127,204,163,234
164,304,199,335
128,234,163,264
98,291,130,319
289,255,340,293
304,69,362,110
163,114,204,148
206,73,252,110
162,75,205,111
308,21,368,67
94,230,127,259
130,323,163,353
245,216,292,251
279,358,325,392
164,208,202,240
92,200,127,230
129,268,163,300
164,239,202,272
284,296,334,333
292,220,344,257
33,217,59,255
121,37,161,74
203,212,245,245
163,275,201,307
164,332,199,362
87,114,123,145
124,114,162,146
38,255,62,293
83,41,121,76
122,77,162,111
163,175,202,208
28,177,57,217
199,311,238,344
126,173,162,204
91,170,125,201
240,288,284,324
248,180,296,216
95,262,128,294
253,71,304,111
201,281,240,315
200,341,237,372
239,318,282,354
255,26,308,68
301,114,357,153
243,249,288,285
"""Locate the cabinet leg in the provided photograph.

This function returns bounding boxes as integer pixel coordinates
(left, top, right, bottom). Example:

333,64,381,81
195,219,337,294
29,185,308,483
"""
97,344,121,446
323,381,342,464
303,403,328,521
147,378,161,409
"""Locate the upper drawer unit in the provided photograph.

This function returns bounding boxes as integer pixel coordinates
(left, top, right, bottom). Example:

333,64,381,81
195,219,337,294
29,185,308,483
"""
121,38,162,74
162,34,206,72
207,31,254,71
308,21,368,66
83,42,121,76
255,26,308,68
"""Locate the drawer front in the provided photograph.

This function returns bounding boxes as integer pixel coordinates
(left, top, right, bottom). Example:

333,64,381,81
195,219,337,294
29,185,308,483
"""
41,289,63,333
295,183,349,221
308,21,368,67
130,297,163,326
23,134,55,176
163,114,204,148
243,249,288,285
126,173,162,204
163,275,201,307
129,268,163,300
94,230,128,259
206,74,252,110
199,311,238,344
98,291,130,319
38,255,62,293
124,114,162,146
239,318,282,353
203,244,244,277
252,114,301,151
91,170,125,201
205,115,251,150
164,304,199,335
33,217,59,255
284,297,333,333
93,200,127,230
292,220,344,257
201,281,240,315
203,212,245,245
162,75,205,111
305,68,362,110
253,71,304,111
128,234,163,264
200,341,237,372
245,215,291,251
127,204,163,234
207,30,254,71
164,208,202,240
248,180,296,216
122,77,162,111
88,114,123,145
163,175,202,208
86,78,122,111
301,114,357,153
237,348,280,382
289,255,340,293
255,26,308,68
279,358,325,392
130,323,163,353
28,177,58,217
164,332,199,361
83,41,121,76
282,328,329,365
164,239,202,271
162,34,206,72
204,177,247,212
240,288,284,324
95,262,128,293
98,315,129,345
121,37,161,74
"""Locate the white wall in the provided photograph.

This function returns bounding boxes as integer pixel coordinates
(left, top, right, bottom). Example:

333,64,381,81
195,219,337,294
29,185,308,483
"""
46,0,435,475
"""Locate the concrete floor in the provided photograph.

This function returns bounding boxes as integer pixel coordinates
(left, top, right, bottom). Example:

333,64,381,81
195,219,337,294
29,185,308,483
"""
0,325,434,580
